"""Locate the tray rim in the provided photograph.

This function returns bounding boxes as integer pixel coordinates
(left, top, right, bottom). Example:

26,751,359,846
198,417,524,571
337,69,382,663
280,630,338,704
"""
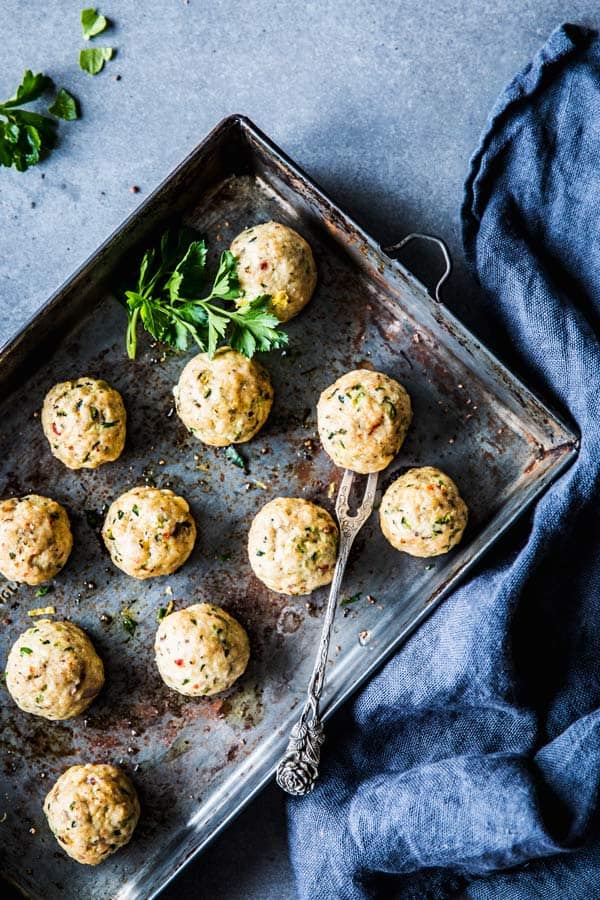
0,114,579,900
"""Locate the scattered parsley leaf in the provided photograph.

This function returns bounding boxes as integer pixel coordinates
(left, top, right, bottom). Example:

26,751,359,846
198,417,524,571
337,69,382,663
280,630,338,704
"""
35,585,54,597
0,72,79,171
225,446,247,471
157,600,174,621
79,47,113,75
81,7,108,40
20,646,33,655
121,612,137,638
122,230,288,360
0,72,55,171
340,592,362,607
2,70,51,108
48,88,79,121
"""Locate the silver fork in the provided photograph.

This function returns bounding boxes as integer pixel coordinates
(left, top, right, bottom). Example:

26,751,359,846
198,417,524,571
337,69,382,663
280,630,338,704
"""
276,469,379,796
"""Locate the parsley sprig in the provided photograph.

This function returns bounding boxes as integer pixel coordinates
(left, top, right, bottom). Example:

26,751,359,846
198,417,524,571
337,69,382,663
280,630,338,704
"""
0,71,78,171
123,230,288,360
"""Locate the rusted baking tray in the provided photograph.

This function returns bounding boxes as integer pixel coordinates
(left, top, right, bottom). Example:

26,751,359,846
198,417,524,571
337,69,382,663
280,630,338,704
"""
0,115,578,900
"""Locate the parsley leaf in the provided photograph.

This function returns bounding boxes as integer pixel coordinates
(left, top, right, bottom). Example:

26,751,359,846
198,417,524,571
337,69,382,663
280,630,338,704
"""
2,70,51,108
340,592,362,607
225,445,247,471
121,612,137,638
48,88,79,121
81,8,108,40
79,47,113,75
122,230,288,360
0,72,79,172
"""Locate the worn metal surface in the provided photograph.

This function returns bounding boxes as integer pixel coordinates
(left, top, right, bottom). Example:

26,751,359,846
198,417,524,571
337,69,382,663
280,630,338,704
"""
0,117,577,900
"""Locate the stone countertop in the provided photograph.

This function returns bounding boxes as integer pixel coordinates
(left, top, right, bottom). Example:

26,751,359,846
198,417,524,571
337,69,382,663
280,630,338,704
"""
1,3,598,898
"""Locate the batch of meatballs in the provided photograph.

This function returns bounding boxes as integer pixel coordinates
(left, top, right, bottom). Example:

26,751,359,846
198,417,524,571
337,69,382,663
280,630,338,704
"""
0,221,469,868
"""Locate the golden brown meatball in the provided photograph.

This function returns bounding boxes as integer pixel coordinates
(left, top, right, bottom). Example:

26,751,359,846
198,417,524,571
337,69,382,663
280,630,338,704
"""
173,347,273,446
42,377,126,469
248,497,338,595
0,494,72,585
231,221,317,322
317,369,412,473
380,466,468,557
154,603,250,696
102,486,196,579
44,764,140,865
6,619,104,720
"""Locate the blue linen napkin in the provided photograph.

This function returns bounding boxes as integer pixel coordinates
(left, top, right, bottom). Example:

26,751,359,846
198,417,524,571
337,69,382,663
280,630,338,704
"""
287,23,600,900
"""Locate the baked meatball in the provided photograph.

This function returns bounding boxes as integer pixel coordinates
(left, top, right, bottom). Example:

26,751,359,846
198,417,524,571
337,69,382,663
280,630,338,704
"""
317,369,412,474
230,221,317,322
102,486,196,579
44,764,140,865
173,347,273,446
42,377,126,469
248,497,338,595
155,603,250,696
6,619,104,720
380,466,468,557
0,494,72,585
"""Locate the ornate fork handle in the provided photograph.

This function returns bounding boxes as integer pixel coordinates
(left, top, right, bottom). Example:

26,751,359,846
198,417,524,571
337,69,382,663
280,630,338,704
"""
276,469,378,796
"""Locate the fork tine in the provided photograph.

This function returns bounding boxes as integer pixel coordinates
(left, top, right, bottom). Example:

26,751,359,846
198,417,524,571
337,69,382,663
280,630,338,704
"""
335,468,355,517
364,471,379,508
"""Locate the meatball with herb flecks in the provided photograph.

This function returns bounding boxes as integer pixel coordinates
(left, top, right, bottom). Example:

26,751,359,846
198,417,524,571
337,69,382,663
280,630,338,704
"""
231,221,317,322
42,377,126,469
317,369,412,474
380,466,468,557
102,486,196,579
173,346,273,446
155,603,250,696
0,494,72,585
44,764,139,865
248,497,339,595
6,619,104,720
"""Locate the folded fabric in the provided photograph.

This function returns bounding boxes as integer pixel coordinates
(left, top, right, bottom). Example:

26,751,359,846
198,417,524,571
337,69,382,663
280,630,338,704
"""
287,23,600,900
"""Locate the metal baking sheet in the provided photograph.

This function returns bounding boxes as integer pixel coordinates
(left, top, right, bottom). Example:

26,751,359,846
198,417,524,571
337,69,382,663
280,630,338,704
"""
0,116,577,900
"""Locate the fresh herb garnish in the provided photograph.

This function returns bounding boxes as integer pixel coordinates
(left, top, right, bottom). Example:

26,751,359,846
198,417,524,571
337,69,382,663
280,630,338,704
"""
121,612,137,638
47,88,79,121
35,585,54,597
79,47,113,75
340,592,362,607
122,230,288,360
0,71,78,171
20,646,33,655
81,7,108,40
157,600,174,622
225,445,247,471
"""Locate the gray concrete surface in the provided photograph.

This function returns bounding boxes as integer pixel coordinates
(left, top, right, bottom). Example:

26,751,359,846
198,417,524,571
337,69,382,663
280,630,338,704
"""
2,2,599,898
